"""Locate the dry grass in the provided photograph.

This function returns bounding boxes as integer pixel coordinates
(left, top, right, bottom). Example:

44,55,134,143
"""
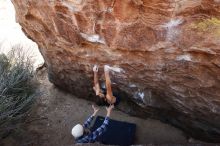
0,46,38,139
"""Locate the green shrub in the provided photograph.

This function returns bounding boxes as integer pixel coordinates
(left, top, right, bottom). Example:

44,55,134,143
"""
0,47,38,138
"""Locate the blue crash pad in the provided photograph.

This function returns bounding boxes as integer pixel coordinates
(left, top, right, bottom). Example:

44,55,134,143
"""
91,116,136,146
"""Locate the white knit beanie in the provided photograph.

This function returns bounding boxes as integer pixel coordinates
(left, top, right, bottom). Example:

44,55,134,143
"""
71,124,84,138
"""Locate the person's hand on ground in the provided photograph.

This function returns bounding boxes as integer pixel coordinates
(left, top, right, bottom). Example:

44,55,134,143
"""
106,104,114,117
92,105,99,116
93,65,98,72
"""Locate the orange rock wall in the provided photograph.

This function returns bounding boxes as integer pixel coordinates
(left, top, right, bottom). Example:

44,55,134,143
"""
12,0,220,142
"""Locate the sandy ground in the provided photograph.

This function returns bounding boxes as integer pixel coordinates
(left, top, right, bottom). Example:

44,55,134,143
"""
1,68,194,146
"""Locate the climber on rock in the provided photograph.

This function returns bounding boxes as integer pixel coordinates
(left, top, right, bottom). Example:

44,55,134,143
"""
93,65,120,106
71,104,114,143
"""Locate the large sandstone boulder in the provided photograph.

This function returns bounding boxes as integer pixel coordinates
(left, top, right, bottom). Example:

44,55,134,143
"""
12,0,220,142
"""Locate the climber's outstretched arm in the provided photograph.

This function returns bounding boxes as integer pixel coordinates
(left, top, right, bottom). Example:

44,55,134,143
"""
93,70,99,88
104,66,117,104
104,66,113,97
93,65,101,96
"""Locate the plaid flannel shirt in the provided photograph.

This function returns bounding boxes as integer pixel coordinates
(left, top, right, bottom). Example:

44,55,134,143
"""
76,115,110,143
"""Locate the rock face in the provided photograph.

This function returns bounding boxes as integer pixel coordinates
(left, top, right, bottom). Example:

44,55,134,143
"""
12,0,220,142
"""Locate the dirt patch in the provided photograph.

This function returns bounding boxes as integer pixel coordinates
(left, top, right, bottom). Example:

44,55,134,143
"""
2,68,202,146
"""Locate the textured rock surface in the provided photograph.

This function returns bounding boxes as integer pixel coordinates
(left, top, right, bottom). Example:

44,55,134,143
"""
12,0,220,142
